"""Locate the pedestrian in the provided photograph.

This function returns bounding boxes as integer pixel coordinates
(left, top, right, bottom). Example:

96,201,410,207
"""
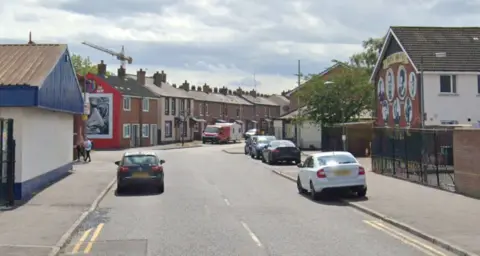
84,137,92,162
75,141,85,161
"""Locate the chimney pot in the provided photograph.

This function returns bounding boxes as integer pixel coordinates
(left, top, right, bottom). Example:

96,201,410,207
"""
228,89,232,95
97,60,107,77
117,66,126,79
191,85,196,90
213,87,218,93
153,71,162,87
137,68,146,86
181,81,189,91
160,70,166,83
172,83,177,88
197,86,202,91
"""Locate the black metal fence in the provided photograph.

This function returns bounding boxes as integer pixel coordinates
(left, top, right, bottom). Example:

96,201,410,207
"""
371,127,455,191
0,119,15,206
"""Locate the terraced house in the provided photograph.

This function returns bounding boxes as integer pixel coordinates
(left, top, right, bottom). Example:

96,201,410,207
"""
238,89,280,133
178,82,252,139
133,70,195,144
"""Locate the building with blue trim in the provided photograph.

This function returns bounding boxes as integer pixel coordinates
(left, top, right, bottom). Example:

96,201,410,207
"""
0,43,84,200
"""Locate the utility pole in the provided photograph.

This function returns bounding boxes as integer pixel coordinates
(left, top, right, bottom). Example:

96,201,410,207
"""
294,60,302,147
253,71,257,132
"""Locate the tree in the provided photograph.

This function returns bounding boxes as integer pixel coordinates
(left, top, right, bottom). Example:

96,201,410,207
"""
71,54,112,76
347,37,384,73
296,66,372,126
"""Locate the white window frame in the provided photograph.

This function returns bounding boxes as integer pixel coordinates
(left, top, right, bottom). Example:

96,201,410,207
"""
123,97,131,111
199,102,203,116
142,124,150,138
205,103,209,116
142,98,149,112
123,124,131,138
439,75,457,94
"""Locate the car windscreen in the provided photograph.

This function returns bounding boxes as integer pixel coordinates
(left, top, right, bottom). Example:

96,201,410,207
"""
257,136,276,143
270,140,295,147
317,155,357,165
204,126,219,133
246,129,256,133
122,155,158,166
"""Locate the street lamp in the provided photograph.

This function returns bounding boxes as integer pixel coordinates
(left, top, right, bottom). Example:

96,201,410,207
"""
325,81,347,151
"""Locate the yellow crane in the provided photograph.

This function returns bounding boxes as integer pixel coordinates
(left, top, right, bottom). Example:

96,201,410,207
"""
81,41,133,68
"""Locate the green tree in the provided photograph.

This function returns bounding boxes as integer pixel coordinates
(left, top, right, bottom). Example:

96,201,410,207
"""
71,54,112,76
296,66,372,126
347,37,384,72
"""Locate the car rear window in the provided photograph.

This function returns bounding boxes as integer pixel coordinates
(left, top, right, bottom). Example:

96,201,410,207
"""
270,140,295,147
123,155,158,166
317,155,357,165
257,136,275,143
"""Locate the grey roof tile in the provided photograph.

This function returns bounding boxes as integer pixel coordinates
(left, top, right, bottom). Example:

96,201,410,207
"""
104,76,158,98
241,94,279,106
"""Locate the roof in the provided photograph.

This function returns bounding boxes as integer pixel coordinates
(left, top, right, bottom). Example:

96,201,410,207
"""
186,90,252,105
241,94,278,106
144,77,192,99
268,95,290,105
104,76,159,98
286,62,342,97
371,26,480,81
278,106,307,119
0,44,67,87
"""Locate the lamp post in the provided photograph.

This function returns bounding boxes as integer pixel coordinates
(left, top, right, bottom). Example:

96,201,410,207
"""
325,81,346,151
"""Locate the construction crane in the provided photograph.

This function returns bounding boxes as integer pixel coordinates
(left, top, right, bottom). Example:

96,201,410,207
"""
81,41,133,68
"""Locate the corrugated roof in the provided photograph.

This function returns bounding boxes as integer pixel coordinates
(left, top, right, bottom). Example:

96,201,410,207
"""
0,44,66,87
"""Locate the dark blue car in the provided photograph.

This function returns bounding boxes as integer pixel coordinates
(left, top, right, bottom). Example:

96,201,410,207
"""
250,136,276,159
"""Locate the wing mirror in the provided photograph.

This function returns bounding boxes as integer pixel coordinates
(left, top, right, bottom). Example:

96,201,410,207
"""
114,161,120,166
297,163,303,168
160,160,166,164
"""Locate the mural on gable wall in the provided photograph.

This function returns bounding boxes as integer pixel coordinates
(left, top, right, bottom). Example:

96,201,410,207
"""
84,77,113,139
375,39,421,129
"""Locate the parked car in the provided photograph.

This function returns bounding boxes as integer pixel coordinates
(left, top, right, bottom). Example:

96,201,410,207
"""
244,128,257,139
296,151,367,200
250,135,276,159
115,151,166,194
261,140,301,165
244,135,258,155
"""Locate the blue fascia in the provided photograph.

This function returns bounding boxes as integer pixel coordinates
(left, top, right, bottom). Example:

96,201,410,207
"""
36,48,84,114
0,86,38,106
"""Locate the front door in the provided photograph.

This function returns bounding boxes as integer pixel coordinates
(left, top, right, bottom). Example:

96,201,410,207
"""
150,124,157,145
131,124,140,147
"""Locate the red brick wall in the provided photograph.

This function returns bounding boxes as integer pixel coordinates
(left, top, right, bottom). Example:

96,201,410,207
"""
453,128,480,198
119,97,158,148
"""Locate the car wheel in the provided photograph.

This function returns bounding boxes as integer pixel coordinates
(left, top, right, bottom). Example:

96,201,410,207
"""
357,188,367,197
244,148,248,155
250,153,255,159
202,140,205,144
158,182,165,194
294,159,301,165
297,176,307,194
310,181,320,201
116,183,125,194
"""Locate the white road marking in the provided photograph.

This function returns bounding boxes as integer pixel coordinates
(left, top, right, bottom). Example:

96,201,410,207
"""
223,198,231,206
241,221,263,247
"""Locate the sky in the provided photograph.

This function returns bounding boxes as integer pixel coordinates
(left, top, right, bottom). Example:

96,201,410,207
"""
1,0,479,94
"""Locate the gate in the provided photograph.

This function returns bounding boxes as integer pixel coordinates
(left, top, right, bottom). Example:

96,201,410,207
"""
0,119,15,206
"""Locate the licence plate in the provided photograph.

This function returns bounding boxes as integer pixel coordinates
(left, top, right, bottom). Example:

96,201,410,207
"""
132,172,149,178
334,170,351,176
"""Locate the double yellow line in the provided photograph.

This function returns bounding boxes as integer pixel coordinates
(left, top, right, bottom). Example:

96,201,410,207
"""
363,220,446,256
71,223,104,254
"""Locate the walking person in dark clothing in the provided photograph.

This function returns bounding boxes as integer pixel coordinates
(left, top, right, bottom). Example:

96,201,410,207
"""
84,138,92,162
75,141,84,161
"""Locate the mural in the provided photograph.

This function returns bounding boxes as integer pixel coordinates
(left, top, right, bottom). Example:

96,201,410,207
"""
375,51,420,128
86,93,113,139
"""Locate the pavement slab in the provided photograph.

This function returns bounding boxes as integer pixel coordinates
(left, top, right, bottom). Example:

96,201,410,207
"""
59,145,455,256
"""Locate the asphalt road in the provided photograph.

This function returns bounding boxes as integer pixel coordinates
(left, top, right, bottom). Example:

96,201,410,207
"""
60,144,454,256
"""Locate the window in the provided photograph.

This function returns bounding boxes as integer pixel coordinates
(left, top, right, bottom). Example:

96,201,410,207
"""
223,104,228,116
180,99,185,113
172,98,176,115
199,102,203,116
205,103,209,116
123,97,131,111
122,154,159,166
142,98,149,112
165,121,173,138
123,124,131,138
477,75,480,94
187,100,191,115
142,124,149,138
264,106,267,117
165,98,170,115
304,156,314,168
317,154,357,165
236,107,240,117
440,75,456,93
182,121,187,136
268,107,271,117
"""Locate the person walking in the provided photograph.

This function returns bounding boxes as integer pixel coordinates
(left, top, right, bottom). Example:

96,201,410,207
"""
84,138,92,162
75,141,84,161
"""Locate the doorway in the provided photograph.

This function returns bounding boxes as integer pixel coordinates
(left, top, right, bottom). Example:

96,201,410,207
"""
150,124,157,145
131,124,140,147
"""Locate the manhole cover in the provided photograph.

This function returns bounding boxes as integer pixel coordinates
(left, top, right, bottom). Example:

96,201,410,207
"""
63,239,147,256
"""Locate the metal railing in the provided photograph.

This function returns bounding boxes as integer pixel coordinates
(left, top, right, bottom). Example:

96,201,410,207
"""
371,127,455,191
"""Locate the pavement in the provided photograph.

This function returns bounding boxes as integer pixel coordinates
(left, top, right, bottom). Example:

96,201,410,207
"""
270,151,480,256
0,143,205,256
56,145,456,256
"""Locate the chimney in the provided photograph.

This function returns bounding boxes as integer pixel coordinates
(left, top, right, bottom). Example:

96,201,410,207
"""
236,87,243,95
153,71,162,87
97,60,106,77
181,80,189,91
160,70,167,83
202,83,210,93
220,87,228,95
137,68,146,86
191,85,196,91
117,66,126,79
213,87,218,93
228,89,232,95
172,83,177,88
233,91,237,95
197,86,202,91
249,90,256,97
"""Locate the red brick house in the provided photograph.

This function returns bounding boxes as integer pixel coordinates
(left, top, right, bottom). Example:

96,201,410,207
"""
79,63,161,149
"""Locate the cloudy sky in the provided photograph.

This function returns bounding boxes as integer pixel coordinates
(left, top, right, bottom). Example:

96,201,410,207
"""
1,0,478,93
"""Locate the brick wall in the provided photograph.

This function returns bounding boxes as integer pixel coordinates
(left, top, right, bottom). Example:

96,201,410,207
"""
453,128,480,198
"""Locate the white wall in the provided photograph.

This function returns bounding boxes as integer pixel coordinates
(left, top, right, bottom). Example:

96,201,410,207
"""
423,73,480,125
159,97,193,142
299,122,321,149
0,108,73,182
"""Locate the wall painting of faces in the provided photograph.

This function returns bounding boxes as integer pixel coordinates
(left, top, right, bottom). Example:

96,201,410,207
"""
397,65,407,100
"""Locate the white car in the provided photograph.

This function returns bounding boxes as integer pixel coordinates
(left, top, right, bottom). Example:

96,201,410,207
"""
296,151,367,200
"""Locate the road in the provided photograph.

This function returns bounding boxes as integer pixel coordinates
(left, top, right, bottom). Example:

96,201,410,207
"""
60,144,454,256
